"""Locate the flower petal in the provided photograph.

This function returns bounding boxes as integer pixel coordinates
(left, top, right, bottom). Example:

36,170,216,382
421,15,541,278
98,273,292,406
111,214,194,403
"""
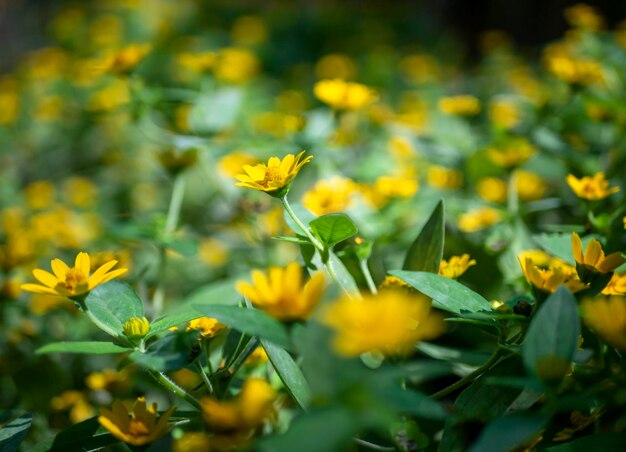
75,252,91,277
33,269,59,288
50,259,70,280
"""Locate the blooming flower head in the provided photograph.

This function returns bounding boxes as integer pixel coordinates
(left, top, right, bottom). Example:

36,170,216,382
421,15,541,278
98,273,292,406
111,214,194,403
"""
201,378,276,431
321,290,445,357
236,262,326,321
476,177,507,203
581,296,626,350
314,79,377,110
21,252,127,298
458,207,502,233
235,151,312,197
123,317,150,340
566,172,619,201
439,254,477,279
98,397,175,446
438,95,481,116
302,177,357,216
518,256,587,294
186,317,226,338
572,233,625,283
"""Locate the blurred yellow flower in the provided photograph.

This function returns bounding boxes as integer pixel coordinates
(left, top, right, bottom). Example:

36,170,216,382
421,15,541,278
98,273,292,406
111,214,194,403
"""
302,177,357,216
564,3,604,31
25,180,55,210
399,54,440,84
602,272,626,296
87,79,130,111
218,151,257,178
438,95,480,116
51,390,94,424
387,135,416,160
374,175,419,198
315,54,356,80
86,369,128,391
427,166,463,189
314,79,377,110
0,77,19,126
458,207,502,233
254,111,304,138
21,252,127,298
322,290,445,357
439,254,476,279
102,43,151,73
198,238,229,267
186,317,226,338
173,432,211,452
214,48,259,83
201,378,276,431
235,151,312,196
98,397,175,446
177,51,217,73
123,317,150,339
489,99,521,129
516,170,547,201
62,177,98,208
543,43,604,85
487,139,535,168
566,172,619,201
476,177,507,203
572,232,625,276
518,256,587,294
245,347,269,367
236,262,325,321
581,296,626,350
34,95,63,122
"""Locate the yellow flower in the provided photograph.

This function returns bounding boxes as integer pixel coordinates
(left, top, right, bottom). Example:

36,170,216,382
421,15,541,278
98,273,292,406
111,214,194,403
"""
186,317,226,338
102,43,151,73
458,207,502,233
518,256,587,294
236,262,325,321
487,139,535,168
213,48,259,84
235,151,313,197
603,273,626,295
313,79,377,110
86,369,128,391
315,54,356,80
439,254,477,279
173,432,211,452
374,176,419,199
21,252,127,298
123,317,150,339
0,76,20,126
438,95,481,116
321,290,445,357
581,296,626,350
427,166,463,190
25,180,55,210
489,99,521,129
572,233,625,277
98,397,175,446
378,275,413,292
566,172,619,201
564,3,604,31
245,347,269,367
516,170,547,201
201,378,276,431
218,151,257,178
476,177,507,203
177,52,218,73
302,177,357,216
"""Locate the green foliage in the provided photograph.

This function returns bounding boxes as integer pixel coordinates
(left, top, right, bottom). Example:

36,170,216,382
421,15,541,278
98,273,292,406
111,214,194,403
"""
0,411,32,452
36,341,130,355
261,339,311,410
309,213,358,249
82,281,144,338
403,200,445,273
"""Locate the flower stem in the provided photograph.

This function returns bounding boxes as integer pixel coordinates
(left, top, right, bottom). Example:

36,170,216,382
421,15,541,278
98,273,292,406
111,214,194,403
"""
152,175,186,317
148,369,201,410
359,258,378,294
196,361,214,395
430,348,504,400
507,170,519,216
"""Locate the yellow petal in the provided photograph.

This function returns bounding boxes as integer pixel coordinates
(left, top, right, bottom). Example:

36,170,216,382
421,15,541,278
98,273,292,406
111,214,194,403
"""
88,260,119,287
50,258,70,280
584,240,602,267
33,269,59,288
598,252,626,273
571,233,583,264
75,252,91,277
95,268,128,286
20,283,59,295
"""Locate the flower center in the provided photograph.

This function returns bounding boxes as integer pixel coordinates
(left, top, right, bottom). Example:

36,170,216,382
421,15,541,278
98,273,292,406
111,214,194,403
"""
57,268,89,294
128,419,151,437
263,166,283,184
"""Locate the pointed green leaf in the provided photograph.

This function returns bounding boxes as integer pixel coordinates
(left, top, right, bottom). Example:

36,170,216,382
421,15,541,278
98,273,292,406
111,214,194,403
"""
192,304,291,349
83,281,144,338
147,311,201,338
0,411,32,452
468,413,548,452
391,270,492,314
262,340,311,410
36,341,130,355
30,416,118,452
309,213,358,248
522,286,580,384
403,200,445,273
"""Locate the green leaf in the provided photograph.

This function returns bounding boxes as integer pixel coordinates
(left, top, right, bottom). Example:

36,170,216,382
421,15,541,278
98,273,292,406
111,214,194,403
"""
36,341,130,355
403,200,444,273
272,235,312,245
179,277,241,311
391,270,493,315
82,281,144,338
192,304,291,349
262,340,311,410
327,252,361,297
0,411,32,452
522,286,580,384
309,213,358,248
30,416,118,452
468,413,548,452
147,311,201,338
547,433,626,451
129,332,198,372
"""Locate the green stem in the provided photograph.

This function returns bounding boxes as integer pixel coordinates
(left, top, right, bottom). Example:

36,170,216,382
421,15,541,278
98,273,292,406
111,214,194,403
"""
148,369,201,410
507,170,519,216
152,175,186,317
430,349,504,400
359,258,378,294
228,337,260,375
196,361,214,395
